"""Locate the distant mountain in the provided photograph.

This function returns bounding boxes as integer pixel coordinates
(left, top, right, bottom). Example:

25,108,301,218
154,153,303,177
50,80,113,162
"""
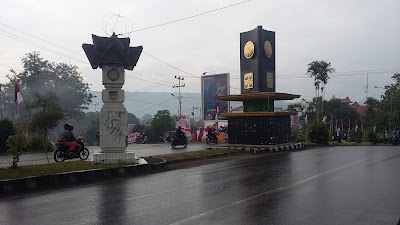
86,91,289,119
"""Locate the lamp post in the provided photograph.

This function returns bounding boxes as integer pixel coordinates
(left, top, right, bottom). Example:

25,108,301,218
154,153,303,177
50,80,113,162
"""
171,93,181,115
191,106,199,133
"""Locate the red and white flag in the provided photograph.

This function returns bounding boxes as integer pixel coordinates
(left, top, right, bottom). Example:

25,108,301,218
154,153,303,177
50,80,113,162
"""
14,82,24,119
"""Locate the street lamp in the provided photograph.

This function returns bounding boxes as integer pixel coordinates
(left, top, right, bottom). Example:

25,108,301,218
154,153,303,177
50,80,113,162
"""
171,93,181,115
191,106,199,133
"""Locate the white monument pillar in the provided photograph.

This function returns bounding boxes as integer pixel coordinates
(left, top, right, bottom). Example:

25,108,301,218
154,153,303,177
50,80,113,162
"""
83,33,142,164
93,65,137,164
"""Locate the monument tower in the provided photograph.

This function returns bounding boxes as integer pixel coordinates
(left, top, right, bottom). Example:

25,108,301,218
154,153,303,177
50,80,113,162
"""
83,33,142,163
217,26,300,145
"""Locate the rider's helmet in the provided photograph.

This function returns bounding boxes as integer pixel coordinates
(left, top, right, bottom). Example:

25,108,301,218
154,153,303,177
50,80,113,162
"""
178,126,182,130
64,123,74,131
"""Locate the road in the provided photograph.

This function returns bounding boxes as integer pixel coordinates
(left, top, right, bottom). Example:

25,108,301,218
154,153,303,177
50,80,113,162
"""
0,143,211,167
0,146,399,225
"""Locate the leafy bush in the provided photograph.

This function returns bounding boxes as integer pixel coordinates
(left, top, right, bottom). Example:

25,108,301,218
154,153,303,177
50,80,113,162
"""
6,130,28,168
349,128,363,143
363,128,377,144
28,135,44,151
0,118,15,153
291,129,306,142
306,122,330,144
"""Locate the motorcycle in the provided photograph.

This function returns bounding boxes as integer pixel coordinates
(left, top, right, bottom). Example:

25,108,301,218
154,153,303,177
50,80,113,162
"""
206,133,218,144
141,135,148,144
54,138,89,162
171,135,188,148
391,135,399,146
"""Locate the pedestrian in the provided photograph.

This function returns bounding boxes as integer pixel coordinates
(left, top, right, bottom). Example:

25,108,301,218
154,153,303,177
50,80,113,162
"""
96,130,100,145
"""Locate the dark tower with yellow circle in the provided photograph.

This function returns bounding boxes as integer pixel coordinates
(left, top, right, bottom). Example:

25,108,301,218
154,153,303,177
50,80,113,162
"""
240,26,275,93
217,26,300,145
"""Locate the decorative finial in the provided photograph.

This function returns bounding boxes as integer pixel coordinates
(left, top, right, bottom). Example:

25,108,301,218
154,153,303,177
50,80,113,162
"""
101,13,134,38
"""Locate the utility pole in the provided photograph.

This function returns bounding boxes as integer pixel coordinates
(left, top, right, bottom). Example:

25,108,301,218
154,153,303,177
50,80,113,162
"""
365,74,369,99
173,76,185,115
192,106,198,133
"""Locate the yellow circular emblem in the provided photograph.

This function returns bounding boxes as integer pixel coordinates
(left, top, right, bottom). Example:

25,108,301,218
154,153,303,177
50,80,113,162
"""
244,41,255,59
264,41,272,58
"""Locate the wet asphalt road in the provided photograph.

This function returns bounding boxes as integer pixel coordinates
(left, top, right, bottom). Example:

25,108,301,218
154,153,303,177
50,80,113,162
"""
1,146,400,225
0,143,211,167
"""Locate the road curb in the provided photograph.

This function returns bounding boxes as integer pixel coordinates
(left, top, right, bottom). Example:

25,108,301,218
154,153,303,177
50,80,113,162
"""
0,158,167,195
228,143,305,153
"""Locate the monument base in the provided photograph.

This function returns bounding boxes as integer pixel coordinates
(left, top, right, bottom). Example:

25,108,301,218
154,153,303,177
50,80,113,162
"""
227,115,291,145
93,151,138,164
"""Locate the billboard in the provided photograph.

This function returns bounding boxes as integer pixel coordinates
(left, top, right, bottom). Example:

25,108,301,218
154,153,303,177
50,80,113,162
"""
201,73,230,120
176,115,191,133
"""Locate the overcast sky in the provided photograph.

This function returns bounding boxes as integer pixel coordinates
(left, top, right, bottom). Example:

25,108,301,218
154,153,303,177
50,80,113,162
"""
1,0,400,106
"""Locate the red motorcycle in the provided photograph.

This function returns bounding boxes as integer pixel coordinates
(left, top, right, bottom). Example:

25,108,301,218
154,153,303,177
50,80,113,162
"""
54,138,89,162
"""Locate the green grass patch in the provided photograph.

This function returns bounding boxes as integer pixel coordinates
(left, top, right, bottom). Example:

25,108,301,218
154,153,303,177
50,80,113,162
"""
0,161,132,181
304,142,319,146
155,147,240,161
0,148,239,180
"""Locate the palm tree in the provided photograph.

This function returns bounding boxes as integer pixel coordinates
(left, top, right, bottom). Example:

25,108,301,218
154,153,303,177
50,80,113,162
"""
307,60,335,123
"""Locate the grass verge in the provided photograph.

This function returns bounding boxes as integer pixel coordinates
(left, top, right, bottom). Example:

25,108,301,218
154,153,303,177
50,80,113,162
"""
155,147,240,161
0,148,239,180
0,161,132,181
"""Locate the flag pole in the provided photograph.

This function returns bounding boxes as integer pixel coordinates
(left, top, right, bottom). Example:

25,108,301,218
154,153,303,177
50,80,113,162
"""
215,99,219,147
15,81,32,119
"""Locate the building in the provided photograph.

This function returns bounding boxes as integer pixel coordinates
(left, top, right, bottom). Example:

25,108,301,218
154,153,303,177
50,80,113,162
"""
331,95,367,115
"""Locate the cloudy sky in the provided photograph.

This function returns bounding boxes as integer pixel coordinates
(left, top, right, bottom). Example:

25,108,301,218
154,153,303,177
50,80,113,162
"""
1,0,399,106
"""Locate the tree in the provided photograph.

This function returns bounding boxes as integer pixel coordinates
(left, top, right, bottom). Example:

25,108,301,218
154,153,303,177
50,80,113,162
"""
141,113,152,125
307,60,335,123
0,118,15,153
128,113,140,125
380,73,400,129
83,117,99,145
2,52,92,119
364,97,383,130
27,92,64,143
149,110,174,142
6,128,28,168
287,102,306,117
132,124,145,133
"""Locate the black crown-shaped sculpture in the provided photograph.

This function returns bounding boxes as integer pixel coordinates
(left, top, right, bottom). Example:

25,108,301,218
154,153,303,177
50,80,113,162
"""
82,33,143,70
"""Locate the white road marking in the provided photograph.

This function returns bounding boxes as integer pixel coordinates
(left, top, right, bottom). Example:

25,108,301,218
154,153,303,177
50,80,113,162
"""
170,159,367,225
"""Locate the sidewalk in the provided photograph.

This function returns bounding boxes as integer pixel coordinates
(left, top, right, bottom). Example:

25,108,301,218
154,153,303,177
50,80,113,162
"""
0,143,211,168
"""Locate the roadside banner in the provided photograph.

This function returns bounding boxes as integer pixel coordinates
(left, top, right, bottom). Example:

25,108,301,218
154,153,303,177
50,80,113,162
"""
176,115,191,133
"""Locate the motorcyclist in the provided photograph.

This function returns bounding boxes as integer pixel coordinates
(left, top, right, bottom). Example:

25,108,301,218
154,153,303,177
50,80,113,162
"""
57,124,81,156
175,126,186,143
208,125,217,141
141,133,148,144
391,130,398,145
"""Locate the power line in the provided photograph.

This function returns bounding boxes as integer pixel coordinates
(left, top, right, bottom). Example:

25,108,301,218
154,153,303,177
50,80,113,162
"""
125,74,172,87
132,0,252,32
0,21,244,90
130,98,176,114
1,16,399,92
142,52,200,78
0,21,84,56
0,31,89,65
125,96,192,109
